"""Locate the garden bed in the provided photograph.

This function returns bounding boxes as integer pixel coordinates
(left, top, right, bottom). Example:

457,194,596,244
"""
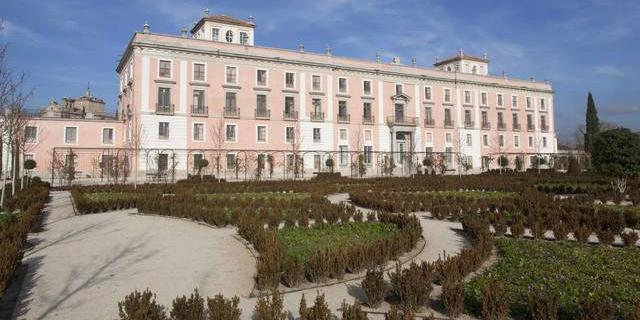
464,238,640,319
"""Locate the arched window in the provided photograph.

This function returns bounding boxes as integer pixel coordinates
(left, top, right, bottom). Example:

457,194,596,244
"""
225,30,234,43
240,32,249,45
447,66,453,72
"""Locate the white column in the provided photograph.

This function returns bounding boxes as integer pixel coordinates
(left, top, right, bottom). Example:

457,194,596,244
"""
413,84,422,152
326,75,334,121
299,72,307,120
141,56,150,112
179,60,187,114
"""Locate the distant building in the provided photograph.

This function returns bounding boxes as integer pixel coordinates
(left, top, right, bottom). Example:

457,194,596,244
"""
40,86,115,119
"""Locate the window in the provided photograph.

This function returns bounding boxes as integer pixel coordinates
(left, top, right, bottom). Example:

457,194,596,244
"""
499,134,505,147
65,127,78,144
158,87,171,107
157,154,168,172
25,126,37,143
445,133,452,143
225,92,237,110
526,97,532,109
540,98,546,110
193,89,205,109
466,134,472,146
395,84,403,95
497,94,504,107
338,101,348,118
426,132,433,143
226,153,236,169
425,107,433,121
464,110,472,125
529,136,534,147
284,96,295,114
212,28,220,41
257,125,267,142
285,72,295,88
226,66,237,84
159,60,171,78
193,153,204,171
102,128,114,145
364,146,373,164
365,130,372,141
286,127,295,143
464,90,472,104
363,80,372,95
527,114,534,128
338,78,348,93
483,134,489,146
193,123,204,141
339,145,348,166
225,124,236,141
512,113,519,126
256,69,268,86
314,155,321,170
444,108,452,124
193,63,205,81
445,147,453,165
312,98,322,114
444,89,451,103
313,128,321,142
363,102,372,119
256,94,267,112
339,128,347,140
312,75,322,91
481,111,488,125
158,122,169,140
540,115,547,129
225,30,234,43
497,112,504,126
543,137,548,148
514,135,520,148
240,32,249,45
481,92,488,105
424,86,432,100
512,96,518,108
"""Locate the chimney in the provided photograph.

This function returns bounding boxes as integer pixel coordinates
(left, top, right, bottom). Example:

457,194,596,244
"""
180,27,188,38
248,15,255,24
298,43,305,53
143,22,150,33
204,8,210,17
392,56,401,65
326,46,332,57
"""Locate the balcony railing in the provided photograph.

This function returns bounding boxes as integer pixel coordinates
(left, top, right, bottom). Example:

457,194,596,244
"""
464,120,475,128
155,104,175,115
337,113,351,123
541,125,549,132
191,105,208,116
424,118,435,127
481,121,491,130
527,124,535,132
283,110,298,121
224,107,240,118
363,115,375,125
498,122,506,131
513,123,521,131
255,108,271,119
444,119,454,128
387,116,418,126
310,111,325,122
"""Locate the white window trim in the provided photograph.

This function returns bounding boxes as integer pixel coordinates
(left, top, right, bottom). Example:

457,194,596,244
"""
225,152,238,170
480,91,488,106
499,134,505,147
339,127,348,141
284,126,296,143
25,125,39,144
158,122,170,140
192,122,206,142
24,153,36,162
256,68,269,87
157,58,173,79
425,131,433,145
224,65,239,85
539,97,546,110
362,79,373,96
192,61,207,82
443,87,452,103
483,134,489,146
424,85,433,101
496,92,504,107
512,95,519,108
526,96,533,109
64,126,79,145
211,27,220,41
256,124,268,143
311,74,323,92
313,128,322,143
224,123,238,143
444,132,453,145
463,90,473,105
284,71,296,89
101,127,115,146
514,135,520,149
364,129,373,143
338,77,349,93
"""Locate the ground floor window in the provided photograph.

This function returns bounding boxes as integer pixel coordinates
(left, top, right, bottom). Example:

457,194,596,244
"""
314,154,321,170
226,153,236,170
363,146,373,164
339,145,348,166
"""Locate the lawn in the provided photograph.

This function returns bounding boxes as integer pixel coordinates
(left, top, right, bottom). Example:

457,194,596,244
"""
277,222,398,263
464,238,640,319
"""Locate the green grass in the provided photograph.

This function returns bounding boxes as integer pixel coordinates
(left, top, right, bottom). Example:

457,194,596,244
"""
464,238,640,319
199,192,310,200
277,222,398,263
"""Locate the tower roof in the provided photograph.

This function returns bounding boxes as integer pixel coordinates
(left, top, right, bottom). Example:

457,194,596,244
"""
434,51,489,67
191,15,255,34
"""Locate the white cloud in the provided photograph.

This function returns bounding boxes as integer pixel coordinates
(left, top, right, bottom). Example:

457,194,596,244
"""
593,65,625,77
0,20,44,44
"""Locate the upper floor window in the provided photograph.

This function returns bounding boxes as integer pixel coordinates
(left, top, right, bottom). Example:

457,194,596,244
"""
512,95,518,108
256,69,267,86
257,125,267,142
225,30,234,43
25,126,37,143
284,96,295,113
365,130,372,141
256,94,267,111
159,60,171,78
158,122,169,140
514,135,520,148
499,134,505,147
424,86,432,100
285,72,295,89
445,132,452,143
540,98,546,110
193,89,205,108
543,137,548,148
444,89,451,103
240,32,249,45
313,128,321,142
395,84,403,95
481,92,488,105
193,123,204,141
212,28,220,41
497,94,504,107
65,127,78,144
225,92,237,110
526,97,532,109
286,127,296,143
102,128,114,145
193,63,206,81
225,124,236,141
312,75,322,91
339,128,348,140
363,80,372,95
464,90,472,104
466,133,472,146
338,78,348,93
158,87,171,106
226,66,237,84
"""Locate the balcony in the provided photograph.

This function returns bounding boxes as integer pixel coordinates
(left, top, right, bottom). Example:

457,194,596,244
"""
387,116,418,126
155,104,175,115
337,113,351,123
464,120,475,128
310,111,325,122
255,108,271,119
498,122,506,131
363,115,375,125
513,123,521,131
527,124,535,132
424,118,435,127
541,125,549,132
481,121,491,130
190,105,208,116
283,110,298,121
444,119,454,128
224,107,240,118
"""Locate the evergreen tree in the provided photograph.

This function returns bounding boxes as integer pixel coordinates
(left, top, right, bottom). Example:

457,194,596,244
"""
584,92,600,152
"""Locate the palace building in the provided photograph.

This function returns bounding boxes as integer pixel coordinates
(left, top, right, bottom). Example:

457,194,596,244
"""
24,9,557,182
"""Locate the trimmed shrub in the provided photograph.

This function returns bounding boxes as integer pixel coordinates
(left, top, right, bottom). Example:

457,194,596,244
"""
299,294,308,320
118,289,167,320
307,292,332,320
481,279,509,320
255,290,287,320
340,300,368,320
581,296,615,320
384,304,414,320
621,231,639,247
362,268,386,308
169,288,204,320
388,262,432,311
529,286,558,320
574,225,592,244
441,276,464,318
597,229,615,246
282,258,304,288
207,294,241,320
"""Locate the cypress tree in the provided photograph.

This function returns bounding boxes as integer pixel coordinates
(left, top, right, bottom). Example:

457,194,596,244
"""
584,92,600,152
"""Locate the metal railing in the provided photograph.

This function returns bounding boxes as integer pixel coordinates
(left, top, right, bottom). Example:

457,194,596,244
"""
283,110,298,121
190,105,208,116
444,119,454,128
255,108,271,119
464,120,475,128
424,118,435,127
387,116,418,126
363,115,375,125
224,107,240,118
482,121,491,130
337,113,351,123
156,104,175,115
310,112,325,122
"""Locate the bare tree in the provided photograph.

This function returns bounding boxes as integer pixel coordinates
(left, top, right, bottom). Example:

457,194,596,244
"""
209,117,226,179
349,125,365,177
287,122,303,179
126,118,146,188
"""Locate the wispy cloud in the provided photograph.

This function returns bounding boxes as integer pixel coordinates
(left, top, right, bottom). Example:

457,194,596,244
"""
593,65,625,77
0,20,44,44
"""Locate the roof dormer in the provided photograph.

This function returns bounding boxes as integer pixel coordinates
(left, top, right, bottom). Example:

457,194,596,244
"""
190,9,255,46
434,49,489,76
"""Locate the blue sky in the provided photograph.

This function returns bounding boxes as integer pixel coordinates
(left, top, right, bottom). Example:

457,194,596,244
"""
1,0,639,142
